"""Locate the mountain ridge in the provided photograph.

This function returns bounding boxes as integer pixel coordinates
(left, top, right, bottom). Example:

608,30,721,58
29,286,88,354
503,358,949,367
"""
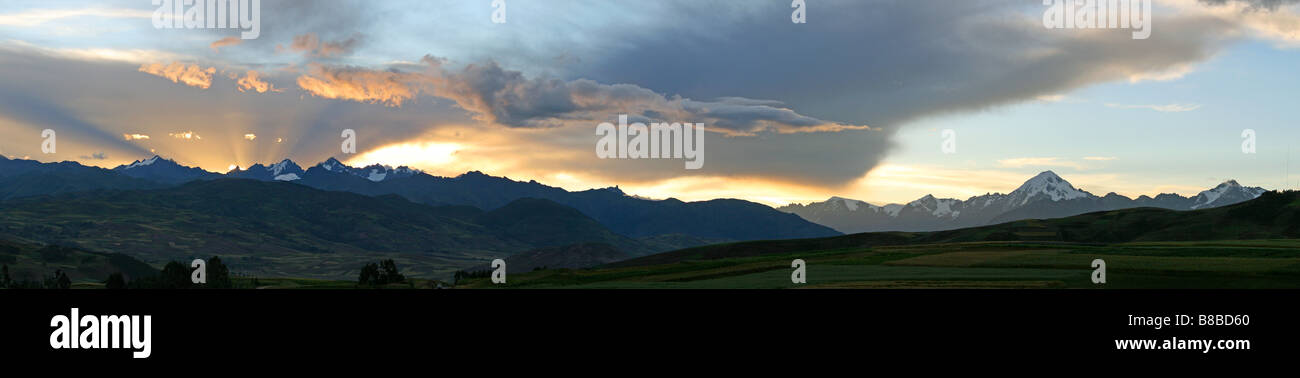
779,171,1269,233
5,155,839,244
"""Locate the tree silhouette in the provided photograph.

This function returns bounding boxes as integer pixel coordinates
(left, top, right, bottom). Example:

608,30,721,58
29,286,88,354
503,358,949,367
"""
206,256,232,288
358,259,405,287
159,261,192,289
105,272,126,289
46,269,71,289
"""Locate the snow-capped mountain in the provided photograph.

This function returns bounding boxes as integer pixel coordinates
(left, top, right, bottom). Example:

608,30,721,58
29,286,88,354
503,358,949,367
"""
1006,171,1091,205
227,159,306,181
778,171,1269,234
112,155,220,184
224,157,421,183
313,157,420,182
828,196,867,211
1189,180,1267,210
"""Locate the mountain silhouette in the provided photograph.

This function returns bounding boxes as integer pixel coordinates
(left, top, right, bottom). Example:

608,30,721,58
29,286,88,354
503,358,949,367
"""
3,155,839,242
779,171,1269,233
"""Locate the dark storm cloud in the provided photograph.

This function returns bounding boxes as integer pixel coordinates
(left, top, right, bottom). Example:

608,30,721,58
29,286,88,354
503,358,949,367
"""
578,0,1234,129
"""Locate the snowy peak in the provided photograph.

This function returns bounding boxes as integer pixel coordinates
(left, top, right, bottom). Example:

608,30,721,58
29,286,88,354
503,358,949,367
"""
110,155,217,184
1190,179,1266,209
117,155,166,170
828,196,871,211
317,157,349,172
356,164,419,182
908,194,937,205
777,171,1273,234
308,158,420,182
226,158,305,181
269,159,302,176
907,194,959,217
1010,170,1090,204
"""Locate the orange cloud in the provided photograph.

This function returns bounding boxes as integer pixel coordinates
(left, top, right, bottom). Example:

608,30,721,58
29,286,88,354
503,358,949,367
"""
236,70,281,93
295,64,425,107
138,62,216,89
209,37,242,53
168,131,201,140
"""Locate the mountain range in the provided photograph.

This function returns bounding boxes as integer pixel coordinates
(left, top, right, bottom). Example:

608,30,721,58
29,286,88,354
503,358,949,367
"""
0,179,654,279
0,154,1285,280
102,155,841,241
778,171,1268,233
0,154,838,278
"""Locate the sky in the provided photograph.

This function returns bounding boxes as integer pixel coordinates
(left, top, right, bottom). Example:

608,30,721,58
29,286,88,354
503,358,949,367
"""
1,0,1299,206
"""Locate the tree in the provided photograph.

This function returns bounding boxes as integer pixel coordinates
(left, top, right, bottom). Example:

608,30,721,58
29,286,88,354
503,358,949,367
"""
358,259,406,287
105,272,126,290
46,269,71,289
380,259,405,284
358,262,381,287
206,256,232,289
159,261,192,289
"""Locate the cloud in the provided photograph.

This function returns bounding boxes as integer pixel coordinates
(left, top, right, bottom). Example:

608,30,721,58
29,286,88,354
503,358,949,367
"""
243,134,257,141
79,152,107,160
1105,103,1204,112
0,8,151,27
138,62,217,89
0,47,469,171
169,131,202,140
122,133,150,140
294,57,875,136
1198,0,1300,11
286,33,361,58
1083,156,1119,161
296,63,425,107
575,1,1242,130
431,59,875,134
210,37,243,53
1,40,191,65
1175,0,1300,47
236,70,281,93
4,0,1298,190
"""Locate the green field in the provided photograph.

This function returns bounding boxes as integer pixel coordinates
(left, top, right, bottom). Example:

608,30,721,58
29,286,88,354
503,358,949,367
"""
453,239,1300,289
11,239,1298,289
5,190,1298,289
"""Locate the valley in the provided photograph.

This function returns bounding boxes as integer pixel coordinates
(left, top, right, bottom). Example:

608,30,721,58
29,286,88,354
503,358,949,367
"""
2,154,1296,289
